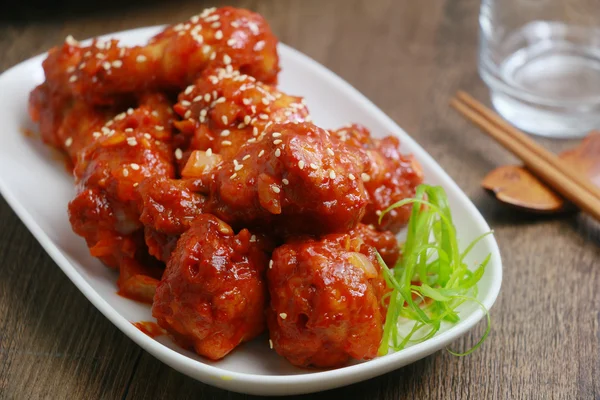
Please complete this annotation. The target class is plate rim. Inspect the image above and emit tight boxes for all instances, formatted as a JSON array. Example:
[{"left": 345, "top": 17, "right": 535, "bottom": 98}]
[{"left": 0, "top": 24, "right": 502, "bottom": 394}]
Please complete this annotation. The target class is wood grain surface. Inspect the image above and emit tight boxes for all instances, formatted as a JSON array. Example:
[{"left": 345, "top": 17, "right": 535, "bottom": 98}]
[{"left": 1, "top": 0, "right": 599, "bottom": 398}]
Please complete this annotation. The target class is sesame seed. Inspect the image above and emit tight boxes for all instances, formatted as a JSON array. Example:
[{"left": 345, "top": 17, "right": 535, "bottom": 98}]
[
  {"left": 175, "top": 148, "right": 183, "bottom": 160},
  {"left": 152, "top": 111, "right": 159, "bottom": 117},
  {"left": 242, "top": 155, "right": 251, "bottom": 161},
  {"left": 200, "top": 109, "right": 208, "bottom": 117},
  {"left": 269, "top": 339, "right": 273, "bottom": 349},
  {"left": 253, "top": 127, "right": 259, "bottom": 136},
  {"left": 272, "top": 132, "right": 281, "bottom": 138},
  {"left": 247, "top": 138, "right": 257, "bottom": 143},
  {"left": 274, "top": 149, "right": 281, "bottom": 157},
  {"left": 244, "top": 115, "right": 251, "bottom": 125},
  {"left": 155, "top": 126, "right": 164, "bottom": 131},
  {"left": 327, "top": 148, "right": 334, "bottom": 156},
  {"left": 125, "top": 128, "right": 134, "bottom": 132},
  {"left": 375, "top": 210, "right": 382, "bottom": 216},
  {"left": 222, "top": 140, "right": 232, "bottom": 146},
  {"left": 221, "top": 116, "right": 228, "bottom": 125},
  {"left": 95, "top": 53, "right": 105, "bottom": 60},
  {"left": 92, "top": 131, "right": 101, "bottom": 138},
  {"left": 111, "top": 60, "right": 122, "bottom": 68},
  {"left": 69, "top": 75, "right": 77, "bottom": 83},
  {"left": 258, "top": 150, "right": 265, "bottom": 158},
  {"left": 361, "top": 173, "right": 371, "bottom": 182},
  {"left": 234, "top": 164, "right": 243, "bottom": 171},
  {"left": 259, "top": 114, "right": 269, "bottom": 120},
  {"left": 279, "top": 313, "right": 287, "bottom": 320},
  {"left": 65, "top": 35, "right": 78, "bottom": 46},
  {"left": 215, "top": 97, "right": 226, "bottom": 104},
  {"left": 133, "top": 182, "right": 139, "bottom": 188},
  {"left": 204, "top": 93, "right": 211, "bottom": 102},
  {"left": 261, "top": 98, "right": 270, "bottom": 106},
  {"left": 215, "top": 30, "right": 223, "bottom": 40},
  {"left": 102, "top": 61, "right": 111, "bottom": 70},
  {"left": 230, "top": 172, "right": 237, "bottom": 179},
  {"left": 144, "top": 133, "right": 151, "bottom": 139},
  {"left": 66, "top": 66, "right": 75, "bottom": 73},
  {"left": 127, "top": 108, "right": 134, "bottom": 115},
  {"left": 78, "top": 62, "right": 86, "bottom": 70},
  {"left": 122, "top": 168, "right": 129, "bottom": 177},
  {"left": 223, "top": 54, "right": 232, "bottom": 65},
  {"left": 348, "top": 173, "right": 356, "bottom": 181},
  {"left": 329, "top": 170, "right": 336, "bottom": 179},
  {"left": 298, "top": 160, "right": 305, "bottom": 169},
  {"left": 282, "top": 179, "right": 289, "bottom": 185},
  {"left": 254, "top": 40, "right": 265, "bottom": 51},
  {"left": 184, "top": 85, "right": 194, "bottom": 95},
  {"left": 184, "top": 110, "right": 192, "bottom": 119},
  {"left": 242, "top": 98, "right": 251, "bottom": 105},
  {"left": 180, "top": 100, "right": 191, "bottom": 107},
  {"left": 250, "top": 234, "right": 257, "bottom": 242},
  {"left": 220, "top": 130, "right": 230, "bottom": 137},
  {"left": 127, "top": 137, "right": 137, "bottom": 146},
  {"left": 64, "top": 137, "right": 73, "bottom": 147},
  {"left": 211, "top": 22, "right": 221, "bottom": 29},
  {"left": 206, "top": 148, "right": 213, "bottom": 156},
  {"left": 136, "top": 55, "right": 147, "bottom": 63},
  {"left": 238, "top": 123, "right": 246, "bottom": 129},
  {"left": 310, "top": 163, "right": 318, "bottom": 170},
  {"left": 227, "top": 38, "right": 236, "bottom": 46},
  {"left": 130, "top": 163, "right": 140, "bottom": 170},
  {"left": 269, "top": 260, "right": 273, "bottom": 269},
  {"left": 202, "top": 44, "right": 211, "bottom": 55},
  {"left": 248, "top": 22, "right": 259, "bottom": 35},
  {"left": 193, "top": 95, "right": 202, "bottom": 102}
]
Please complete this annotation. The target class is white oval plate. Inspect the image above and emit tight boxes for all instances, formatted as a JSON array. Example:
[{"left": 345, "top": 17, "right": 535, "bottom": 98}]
[{"left": 0, "top": 26, "right": 502, "bottom": 396}]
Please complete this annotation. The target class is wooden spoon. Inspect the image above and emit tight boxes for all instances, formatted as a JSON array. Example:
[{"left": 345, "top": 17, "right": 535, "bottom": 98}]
[{"left": 482, "top": 132, "right": 600, "bottom": 213}]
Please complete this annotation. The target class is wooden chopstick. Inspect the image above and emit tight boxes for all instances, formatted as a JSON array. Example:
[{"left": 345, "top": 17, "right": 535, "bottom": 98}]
[
  {"left": 450, "top": 94, "right": 600, "bottom": 221},
  {"left": 455, "top": 91, "right": 600, "bottom": 202}
]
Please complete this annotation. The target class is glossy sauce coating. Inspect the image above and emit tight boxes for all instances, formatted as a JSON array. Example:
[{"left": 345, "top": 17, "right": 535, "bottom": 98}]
[
  {"left": 173, "top": 67, "right": 309, "bottom": 170},
  {"left": 40, "top": 7, "right": 279, "bottom": 105},
  {"left": 208, "top": 122, "right": 369, "bottom": 236},
  {"left": 152, "top": 214, "right": 268, "bottom": 360},
  {"left": 267, "top": 232, "right": 389, "bottom": 368},
  {"left": 138, "top": 176, "right": 207, "bottom": 262},
  {"left": 333, "top": 124, "right": 423, "bottom": 233}
]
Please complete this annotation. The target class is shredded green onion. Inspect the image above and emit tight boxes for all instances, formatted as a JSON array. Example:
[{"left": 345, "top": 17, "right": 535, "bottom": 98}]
[{"left": 377, "top": 184, "right": 492, "bottom": 356}]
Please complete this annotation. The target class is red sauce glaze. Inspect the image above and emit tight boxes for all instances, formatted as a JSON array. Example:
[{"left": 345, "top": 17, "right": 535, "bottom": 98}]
[
  {"left": 133, "top": 321, "right": 165, "bottom": 338},
  {"left": 152, "top": 214, "right": 269, "bottom": 361},
  {"left": 267, "top": 232, "right": 390, "bottom": 368},
  {"left": 40, "top": 7, "right": 279, "bottom": 105},
  {"left": 349, "top": 223, "right": 400, "bottom": 266},
  {"left": 68, "top": 93, "right": 175, "bottom": 271},
  {"left": 332, "top": 124, "right": 423, "bottom": 233},
  {"left": 172, "top": 67, "right": 308, "bottom": 170},
  {"left": 209, "top": 122, "right": 370, "bottom": 237},
  {"left": 138, "top": 176, "right": 207, "bottom": 262}
]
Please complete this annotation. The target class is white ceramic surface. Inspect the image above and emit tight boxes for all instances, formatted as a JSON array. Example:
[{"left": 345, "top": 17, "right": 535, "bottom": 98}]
[{"left": 0, "top": 26, "right": 502, "bottom": 396}]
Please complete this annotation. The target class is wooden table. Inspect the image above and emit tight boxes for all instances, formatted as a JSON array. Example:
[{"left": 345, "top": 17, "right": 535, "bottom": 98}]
[{"left": 1, "top": 0, "right": 599, "bottom": 398}]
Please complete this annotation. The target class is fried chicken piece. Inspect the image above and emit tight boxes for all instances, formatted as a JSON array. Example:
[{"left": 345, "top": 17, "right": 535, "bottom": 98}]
[
  {"left": 28, "top": 83, "right": 114, "bottom": 163},
  {"left": 173, "top": 67, "right": 309, "bottom": 170},
  {"left": 42, "top": 7, "right": 279, "bottom": 105},
  {"left": 138, "top": 176, "right": 207, "bottom": 263},
  {"left": 267, "top": 231, "right": 390, "bottom": 368},
  {"left": 68, "top": 94, "right": 175, "bottom": 294},
  {"left": 333, "top": 124, "right": 423, "bottom": 233},
  {"left": 350, "top": 223, "right": 400, "bottom": 266},
  {"left": 207, "top": 122, "right": 369, "bottom": 236},
  {"left": 152, "top": 214, "right": 268, "bottom": 360}
]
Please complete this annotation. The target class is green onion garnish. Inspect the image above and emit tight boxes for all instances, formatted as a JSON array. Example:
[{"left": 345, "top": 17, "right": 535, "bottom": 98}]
[{"left": 377, "top": 184, "right": 492, "bottom": 356}]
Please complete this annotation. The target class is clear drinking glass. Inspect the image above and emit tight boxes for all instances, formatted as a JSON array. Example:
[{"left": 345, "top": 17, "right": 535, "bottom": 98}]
[{"left": 479, "top": 0, "right": 600, "bottom": 138}]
